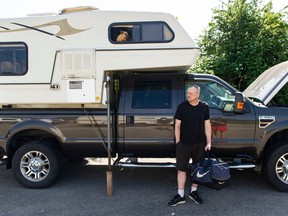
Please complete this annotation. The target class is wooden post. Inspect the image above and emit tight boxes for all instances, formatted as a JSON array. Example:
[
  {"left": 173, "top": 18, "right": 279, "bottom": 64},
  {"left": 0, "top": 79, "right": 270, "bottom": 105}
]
[{"left": 106, "top": 170, "right": 113, "bottom": 196}]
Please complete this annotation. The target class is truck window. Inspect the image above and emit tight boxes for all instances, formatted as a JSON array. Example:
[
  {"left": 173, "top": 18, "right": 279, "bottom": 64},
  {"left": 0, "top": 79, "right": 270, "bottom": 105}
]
[
  {"left": 0, "top": 43, "right": 27, "bottom": 76},
  {"left": 109, "top": 22, "right": 174, "bottom": 43},
  {"left": 132, "top": 80, "right": 172, "bottom": 109},
  {"left": 185, "top": 80, "right": 235, "bottom": 111}
]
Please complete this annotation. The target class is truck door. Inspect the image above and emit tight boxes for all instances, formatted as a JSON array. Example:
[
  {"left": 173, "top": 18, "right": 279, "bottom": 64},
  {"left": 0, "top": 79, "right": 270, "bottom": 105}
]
[
  {"left": 118, "top": 75, "right": 178, "bottom": 157},
  {"left": 185, "top": 79, "right": 256, "bottom": 158}
]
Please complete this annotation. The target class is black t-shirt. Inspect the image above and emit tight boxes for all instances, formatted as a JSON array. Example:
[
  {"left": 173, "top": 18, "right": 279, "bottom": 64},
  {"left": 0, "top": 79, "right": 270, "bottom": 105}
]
[{"left": 174, "top": 100, "right": 210, "bottom": 146}]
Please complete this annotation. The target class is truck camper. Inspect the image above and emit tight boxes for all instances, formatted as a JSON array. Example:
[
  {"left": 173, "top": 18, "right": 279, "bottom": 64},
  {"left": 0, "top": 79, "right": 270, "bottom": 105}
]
[
  {"left": 2, "top": 7, "right": 288, "bottom": 193},
  {"left": 0, "top": 6, "right": 199, "bottom": 107}
]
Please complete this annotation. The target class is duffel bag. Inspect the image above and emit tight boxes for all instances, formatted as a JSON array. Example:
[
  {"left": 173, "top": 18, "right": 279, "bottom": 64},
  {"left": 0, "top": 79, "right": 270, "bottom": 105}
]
[{"left": 191, "top": 151, "right": 231, "bottom": 190}]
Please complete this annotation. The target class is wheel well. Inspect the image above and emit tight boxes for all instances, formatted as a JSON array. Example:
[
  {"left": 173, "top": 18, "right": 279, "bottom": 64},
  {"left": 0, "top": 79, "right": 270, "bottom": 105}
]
[
  {"left": 261, "top": 129, "right": 288, "bottom": 171},
  {"left": 7, "top": 129, "right": 63, "bottom": 168}
]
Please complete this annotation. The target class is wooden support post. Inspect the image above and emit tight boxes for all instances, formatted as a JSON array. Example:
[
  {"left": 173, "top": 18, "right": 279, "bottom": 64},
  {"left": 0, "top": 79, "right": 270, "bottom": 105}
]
[{"left": 106, "top": 170, "right": 113, "bottom": 196}]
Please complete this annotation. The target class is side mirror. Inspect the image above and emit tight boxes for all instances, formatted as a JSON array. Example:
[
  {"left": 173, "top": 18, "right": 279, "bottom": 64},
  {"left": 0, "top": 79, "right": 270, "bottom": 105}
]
[{"left": 234, "top": 92, "right": 245, "bottom": 113}]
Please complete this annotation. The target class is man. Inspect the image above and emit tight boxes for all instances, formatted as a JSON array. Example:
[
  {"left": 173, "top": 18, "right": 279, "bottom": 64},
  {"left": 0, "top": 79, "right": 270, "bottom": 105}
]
[{"left": 168, "top": 85, "right": 211, "bottom": 207}]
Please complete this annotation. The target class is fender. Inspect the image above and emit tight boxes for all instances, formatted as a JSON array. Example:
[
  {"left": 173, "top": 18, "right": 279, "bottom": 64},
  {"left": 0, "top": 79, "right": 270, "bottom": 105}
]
[
  {"left": 5, "top": 119, "right": 65, "bottom": 148},
  {"left": 255, "top": 119, "right": 288, "bottom": 157}
]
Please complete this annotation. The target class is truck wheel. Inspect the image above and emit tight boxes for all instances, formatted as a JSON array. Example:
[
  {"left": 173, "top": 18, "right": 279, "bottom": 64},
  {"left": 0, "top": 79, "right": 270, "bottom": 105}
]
[
  {"left": 265, "top": 144, "right": 288, "bottom": 191},
  {"left": 12, "top": 140, "right": 63, "bottom": 189}
]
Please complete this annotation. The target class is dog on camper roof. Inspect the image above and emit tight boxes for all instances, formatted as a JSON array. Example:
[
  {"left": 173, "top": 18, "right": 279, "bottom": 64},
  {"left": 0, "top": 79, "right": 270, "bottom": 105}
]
[{"left": 116, "top": 30, "right": 129, "bottom": 42}]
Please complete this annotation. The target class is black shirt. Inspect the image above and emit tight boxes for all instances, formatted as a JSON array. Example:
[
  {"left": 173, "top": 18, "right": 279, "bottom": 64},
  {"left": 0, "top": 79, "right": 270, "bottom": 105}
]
[{"left": 174, "top": 100, "right": 210, "bottom": 146}]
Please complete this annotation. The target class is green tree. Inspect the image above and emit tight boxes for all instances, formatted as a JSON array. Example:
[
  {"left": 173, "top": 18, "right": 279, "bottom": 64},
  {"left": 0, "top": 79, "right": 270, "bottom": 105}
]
[{"left": 190, "top": 0, "right": 288, "bottom": 104}]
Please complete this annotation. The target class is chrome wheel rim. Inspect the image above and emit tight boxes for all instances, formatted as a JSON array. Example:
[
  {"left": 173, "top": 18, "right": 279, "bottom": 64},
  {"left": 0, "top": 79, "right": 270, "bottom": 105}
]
[
  {"left": 20, "top": 151, "right": 50, "bottom": 182},
  {"left": 275, "top": 153, "right": 288, "bottom": 184}
]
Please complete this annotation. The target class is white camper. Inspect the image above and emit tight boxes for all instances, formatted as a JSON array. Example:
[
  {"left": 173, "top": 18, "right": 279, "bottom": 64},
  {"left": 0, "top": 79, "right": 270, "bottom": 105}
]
[{"left": 0, "top": 6, "right": 198, "bottom": 107}]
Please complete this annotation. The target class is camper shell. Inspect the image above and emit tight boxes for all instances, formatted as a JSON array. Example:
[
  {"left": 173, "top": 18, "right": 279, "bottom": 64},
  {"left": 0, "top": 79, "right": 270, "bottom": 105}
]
[{"left": 0, "top": 6, "right": 198, "bottom": 107}]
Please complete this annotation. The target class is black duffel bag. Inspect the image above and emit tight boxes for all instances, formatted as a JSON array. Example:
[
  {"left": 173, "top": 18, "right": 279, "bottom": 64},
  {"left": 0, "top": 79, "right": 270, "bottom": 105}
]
[{"left": 191, "top": 151, "right": 231, "bottom": 190}]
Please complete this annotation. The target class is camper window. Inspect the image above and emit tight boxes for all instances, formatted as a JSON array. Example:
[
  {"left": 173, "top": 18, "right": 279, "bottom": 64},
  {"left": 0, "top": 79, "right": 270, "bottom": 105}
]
[
  {"left": 109, "top": 22, "right": 174, "bottom": 43},
  {"left": 0, "top": 43, "right": 27, "bottom": 76}
]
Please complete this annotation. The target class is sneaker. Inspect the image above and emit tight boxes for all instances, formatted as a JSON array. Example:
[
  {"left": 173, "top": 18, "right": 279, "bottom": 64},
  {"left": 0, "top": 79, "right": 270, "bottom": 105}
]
[
  {"left": 188, "top": 191, "right": 203, "bottom": 205},
  {"left": 168, "top": 194, "right": 186, "bottom": 207}
]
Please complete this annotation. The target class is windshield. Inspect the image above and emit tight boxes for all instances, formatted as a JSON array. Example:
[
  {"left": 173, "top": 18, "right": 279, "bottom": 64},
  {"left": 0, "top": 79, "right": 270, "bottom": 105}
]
[{"left": 185, "top": 80, "right": 235, "bottom": 111}]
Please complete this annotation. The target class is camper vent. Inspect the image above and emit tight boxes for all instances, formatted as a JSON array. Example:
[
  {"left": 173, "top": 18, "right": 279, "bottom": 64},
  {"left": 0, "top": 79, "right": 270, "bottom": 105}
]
[
  {"left": 61, "top": 50, "right": 95, "bottom": 79},
  {"left": 69, "top": 81, "right": 83, "bottom": 89},
  {"left": 60, "top": 6, "right": 99, "bottom": 14}
]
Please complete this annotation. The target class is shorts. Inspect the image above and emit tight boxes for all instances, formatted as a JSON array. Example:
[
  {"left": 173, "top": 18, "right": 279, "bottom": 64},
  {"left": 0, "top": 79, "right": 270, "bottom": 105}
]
[{"left": 176, "top": 141, "right": 206, "bottom": 172}]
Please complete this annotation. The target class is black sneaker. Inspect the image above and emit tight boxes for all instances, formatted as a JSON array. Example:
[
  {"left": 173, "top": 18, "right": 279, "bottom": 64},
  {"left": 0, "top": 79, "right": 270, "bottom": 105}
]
[
  {"left": 168, "top": 194, "right": 186, "bottom": 207},
  {"left": 188, "top": 191, "right": 203, "bottom": 205}
]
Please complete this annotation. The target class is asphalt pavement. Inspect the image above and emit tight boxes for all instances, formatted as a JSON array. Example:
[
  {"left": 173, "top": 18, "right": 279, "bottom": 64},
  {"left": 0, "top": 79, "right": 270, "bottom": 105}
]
[{"left": 0, "top": 158, "right": 287, "bottom": 216}]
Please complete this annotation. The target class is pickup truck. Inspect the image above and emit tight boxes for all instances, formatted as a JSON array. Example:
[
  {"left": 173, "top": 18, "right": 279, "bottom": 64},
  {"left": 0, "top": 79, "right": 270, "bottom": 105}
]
[{"left": 1, "top": 67, "right": 288, "bottom": 191}]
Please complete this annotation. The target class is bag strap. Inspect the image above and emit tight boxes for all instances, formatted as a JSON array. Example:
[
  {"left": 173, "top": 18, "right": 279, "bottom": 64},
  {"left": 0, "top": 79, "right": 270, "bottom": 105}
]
[
  {"left": 206, "top": 150, "right": 221, "bottom": 163},
  {"left": 197, "top": 151, "right": 221, "bottom": 166},
  {"left": 206, "top": 151, "right": 212, "bottom": 165}
]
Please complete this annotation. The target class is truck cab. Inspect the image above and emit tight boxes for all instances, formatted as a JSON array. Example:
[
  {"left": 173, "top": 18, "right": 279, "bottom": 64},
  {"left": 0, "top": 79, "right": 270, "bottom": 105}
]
[{"left": 116, "top": 72, "right": 254, "bottom": 160}]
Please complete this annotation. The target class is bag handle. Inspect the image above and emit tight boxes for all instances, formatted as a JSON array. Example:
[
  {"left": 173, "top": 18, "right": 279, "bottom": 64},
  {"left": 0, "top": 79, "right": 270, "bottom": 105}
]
[
  {"left": 196, "top": 151, "right": 221, "bottom": 167},
  {"left": 206, "top": 150, "right": 221, "bottom": 163}
]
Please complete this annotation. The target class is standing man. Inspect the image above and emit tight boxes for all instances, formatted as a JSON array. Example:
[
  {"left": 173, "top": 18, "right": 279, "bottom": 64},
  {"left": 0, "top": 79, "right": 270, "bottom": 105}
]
[{"left": 168, "top": 85, "right": 211, "bottom": 207}]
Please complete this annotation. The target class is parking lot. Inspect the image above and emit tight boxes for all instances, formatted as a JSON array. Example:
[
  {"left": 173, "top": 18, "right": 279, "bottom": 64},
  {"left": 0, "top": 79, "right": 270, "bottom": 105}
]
[{"left": 0, "top": 158, "right": 287, "bottom": 216}]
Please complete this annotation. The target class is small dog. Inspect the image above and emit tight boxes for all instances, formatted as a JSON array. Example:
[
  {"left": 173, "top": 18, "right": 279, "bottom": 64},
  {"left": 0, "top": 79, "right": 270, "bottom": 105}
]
[{"left": 116, "top": 30, "right": 129, "bottom": 42}]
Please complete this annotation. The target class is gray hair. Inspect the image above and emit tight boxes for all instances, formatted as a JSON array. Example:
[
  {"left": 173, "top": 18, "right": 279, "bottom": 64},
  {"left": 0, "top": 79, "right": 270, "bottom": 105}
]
[{"left": 187, "top": 84, "right": 201, "bottom": 93}]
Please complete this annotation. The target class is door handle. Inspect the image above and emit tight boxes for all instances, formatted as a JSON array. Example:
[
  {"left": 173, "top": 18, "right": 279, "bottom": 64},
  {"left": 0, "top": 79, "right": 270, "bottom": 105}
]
[{"left": 126, "top": 116, "right": 135, "bottom": 126}]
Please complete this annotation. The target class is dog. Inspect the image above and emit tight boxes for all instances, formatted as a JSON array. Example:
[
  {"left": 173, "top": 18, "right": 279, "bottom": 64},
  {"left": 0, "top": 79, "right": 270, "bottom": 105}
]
[
  {"left": 116, "top": 30, "right": 129, "bottom": 42},
  {"left": 0, "top": 61, "right": 13, "bottom": 73}
]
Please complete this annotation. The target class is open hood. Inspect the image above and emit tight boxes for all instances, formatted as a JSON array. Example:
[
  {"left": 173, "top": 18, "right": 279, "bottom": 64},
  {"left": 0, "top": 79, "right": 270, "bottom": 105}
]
[{"left": 243, "top": 61, "right": 288, "bottom": 105}]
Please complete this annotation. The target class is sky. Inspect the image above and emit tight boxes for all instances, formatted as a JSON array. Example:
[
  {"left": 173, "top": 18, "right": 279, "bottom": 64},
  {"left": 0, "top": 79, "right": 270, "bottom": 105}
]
[{"left": 0, "top": 0, "right": 286, "bottom": 39}]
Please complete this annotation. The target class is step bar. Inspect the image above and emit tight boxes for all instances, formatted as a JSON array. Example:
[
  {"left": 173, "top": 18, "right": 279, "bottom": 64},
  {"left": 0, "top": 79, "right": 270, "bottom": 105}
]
[
  {"left": 0, "top": 157, "right": 7, "bottom": 166},
  {"left": 116, "top": 161, "right": 176, "bottom": 168},
  {"left": 115, "top": 161, "right": 256, "bottom": 169}
]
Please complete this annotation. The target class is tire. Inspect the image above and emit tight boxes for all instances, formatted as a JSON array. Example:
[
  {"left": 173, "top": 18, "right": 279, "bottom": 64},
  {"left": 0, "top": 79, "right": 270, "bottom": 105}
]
[
  {"left": 12, "top": 140, "right": 63, "bottom": 189},
  {"left": 264, "top": 144, "right": 288, "bottom": 192}
]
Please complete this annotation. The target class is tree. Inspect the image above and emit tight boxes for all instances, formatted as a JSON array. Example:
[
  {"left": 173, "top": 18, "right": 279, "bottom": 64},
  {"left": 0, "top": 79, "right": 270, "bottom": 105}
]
[{"left": 190, "top": 0, "right": 288, "bottom": 104}]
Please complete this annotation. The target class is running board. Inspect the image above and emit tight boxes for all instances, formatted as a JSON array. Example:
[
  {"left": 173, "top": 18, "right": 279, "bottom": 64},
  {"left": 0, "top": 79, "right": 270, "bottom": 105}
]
[
  {"left": 0, "top": 157, "right": 7, "bottom": 166},
  {"left": 116, "top": 161, "right": 176, "bottom": 168},
  {"left": 115, "top": 161, "right": 255, "bottom": 169},
  {"left": 228, "top": 163, "right": 255, "bottom": 169}
]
